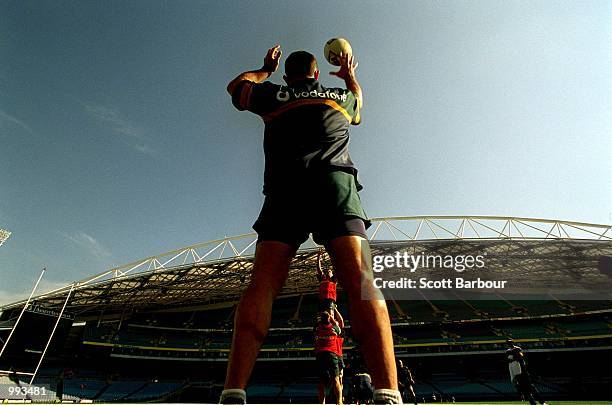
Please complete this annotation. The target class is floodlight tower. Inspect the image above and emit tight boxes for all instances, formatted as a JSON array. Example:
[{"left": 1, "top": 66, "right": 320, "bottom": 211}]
[{"left": 0, "top": 228, "right": 10, "bottom": 247}]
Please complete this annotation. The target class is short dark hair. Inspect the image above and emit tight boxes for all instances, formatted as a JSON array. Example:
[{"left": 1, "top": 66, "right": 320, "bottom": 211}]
[
  {"left": 285, "top": 51, "right": 318, "bottom": 79},
  {"left": 319, "top": 311, "right": 331, "bottom": 325}
]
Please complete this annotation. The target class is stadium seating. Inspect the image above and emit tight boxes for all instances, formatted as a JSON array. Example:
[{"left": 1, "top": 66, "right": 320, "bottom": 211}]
[
  {"left": 95, "top": 381, "right": 147, "bottom": 401},
  {"left": 468, "top": 298, "right": 518, "bottom": 318},
  {"left": 0, "top": 376, "right": 80, "bottom": 402},
  {"left": 513, "top": 300, "right": 567, "bottom": 316},
  {"left": 63, "top": 378, "right": 106, "bottom": 399},
  {"left": 80, "top": 308, "right": 612, "bottom": 363},
  {"left": 127, "top": 381, "right": 183, "bottom": 401},
  {"left": 566, "top": 300, "right": 612, "bottom": 313},
  {"left": 14, "top": 311, "right": 612, "bottom": 403},
  {"left": 270, "top": 295, "right": 302, "bottom": 325},
  {"left": 0, "top": 375, "right": 185, "bottom": 403},
  {"left": 290, "top": 293, "right": 320, "bottom": 326},
  {"left": 557, "top": 318, "right": 611, "bottom": 336}
]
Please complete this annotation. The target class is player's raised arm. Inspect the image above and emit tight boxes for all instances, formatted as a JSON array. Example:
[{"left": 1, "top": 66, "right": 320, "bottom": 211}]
[
  {"left": 316, "top": 248, "right": 325, "bottom": 281},
  {"left": 333, "top": 306, "right": 344, "bottom": 329},
  {"left": 330, "top": 52, "right": 363, "bottom": 108},
  {"left": 329, "top": 314, "right": 340, "bottom": 331},
  {"left": 226, "top": 45, "right": 282, "bottom": 95}
]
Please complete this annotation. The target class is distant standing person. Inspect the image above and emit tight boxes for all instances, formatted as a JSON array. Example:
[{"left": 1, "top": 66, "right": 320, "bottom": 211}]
[
  {"left": 353, "top": 371, "right": 374, "bottom": 405},
  {"left": 397, "top": 359, "right": 417, "bottom": 405},
  {"left": 345, "top": 346, "right": 373, "bottom": 405},
  {"left": 506, "top": 339, "right": 547, "bottom": 405}
]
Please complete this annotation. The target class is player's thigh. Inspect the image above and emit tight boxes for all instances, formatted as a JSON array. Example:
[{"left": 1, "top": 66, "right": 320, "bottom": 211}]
[
  {"left": 253, "top": 193, "right": 310, "bottom": 248},
  {"left": 249, "top": 241, "right": 296, "bottom": 293},
  {"left": 326, "top": 235, "right": 373, "bottom": 294},
  {"left": 312, "top": 171, "right": 370, "bottom": 243}
]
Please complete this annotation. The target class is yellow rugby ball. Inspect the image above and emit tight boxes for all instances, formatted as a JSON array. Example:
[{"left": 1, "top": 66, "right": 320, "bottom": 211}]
[{"left": 324, "top": 38, "right": 352, "bottom": 66}]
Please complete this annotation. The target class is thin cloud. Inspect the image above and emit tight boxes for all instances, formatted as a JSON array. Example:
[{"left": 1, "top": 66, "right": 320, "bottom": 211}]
[
  {"left": 83, "top": 102, "right": 146, "bottom": 140},
  {"left": 0, "top": 279, "right": 71, "bottom": 306},
  {"left": 60, "top": 231, "right": 112, "bottom": 260},
  {"left": 0, "top": 290, "right": 31, "bottom": 306},
  {"left": 132, "top": 143, "right": 158, "bottom": 158},
  {"left": 80, "top": 101, "right": 156, "bottom": 155},
  {"left": 0, "top": 109, "right": 33, "bottom": 134}
]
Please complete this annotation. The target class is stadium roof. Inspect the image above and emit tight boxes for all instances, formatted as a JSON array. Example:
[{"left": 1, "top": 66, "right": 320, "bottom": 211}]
[{"left": 2, "top": 216, "right": 612, "bottom": 317}]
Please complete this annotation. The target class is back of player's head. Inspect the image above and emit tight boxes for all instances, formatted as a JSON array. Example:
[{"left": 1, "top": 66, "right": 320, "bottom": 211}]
[
  {"left": 506, "top": 338, "right": 514, "bottom": 346},
  {"left": 285, "top": 51, "right": 318, "bottom": 79},
  {"left": 319, "top": 311, "right": 331, "bottom": 325}
]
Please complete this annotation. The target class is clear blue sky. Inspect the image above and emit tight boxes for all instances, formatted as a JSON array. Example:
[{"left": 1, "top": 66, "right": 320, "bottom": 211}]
[{"left": 1, "top": 0, "right": 611, "bottom": 304}]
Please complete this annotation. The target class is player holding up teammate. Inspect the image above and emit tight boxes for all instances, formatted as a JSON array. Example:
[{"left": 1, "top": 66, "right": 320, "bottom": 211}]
[
  {"left": 316, "top": 246, "right": 347, "bottom": 403},
  {"left": 315, "top": 311, "right": 345, "bottom": 404}
]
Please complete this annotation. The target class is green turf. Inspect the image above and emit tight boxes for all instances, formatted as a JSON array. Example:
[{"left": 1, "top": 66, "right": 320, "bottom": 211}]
[
  {"left": 85, "top": 401, "right": 612, "bottom": 405},
  {"left": 433, "top": 402, "right": 612, "bottom": 405}
]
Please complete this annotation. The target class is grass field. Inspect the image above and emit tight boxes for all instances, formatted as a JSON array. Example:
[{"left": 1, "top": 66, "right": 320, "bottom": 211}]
[
  {"left": 431, "top": 402, "right": 612, "bottom": 405},
  {"left": 249, "top": 401, "right": 612, "bottom": 405},
  {"left": 39, "top": 400, "right": 612, "bottom": 405}
]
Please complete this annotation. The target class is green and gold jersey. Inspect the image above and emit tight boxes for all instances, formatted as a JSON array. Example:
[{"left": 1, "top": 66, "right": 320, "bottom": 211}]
[{"left": 232, "top": 78, "right": 362, "bottom": 194}]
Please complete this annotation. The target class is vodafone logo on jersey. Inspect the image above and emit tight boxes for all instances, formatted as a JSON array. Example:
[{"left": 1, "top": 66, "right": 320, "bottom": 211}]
[
  {"left": 276, "top": 89, "right": 290, "bottom": 101},
  {"left": 275, "top": 88, "right": 347, "bottom": 103}
]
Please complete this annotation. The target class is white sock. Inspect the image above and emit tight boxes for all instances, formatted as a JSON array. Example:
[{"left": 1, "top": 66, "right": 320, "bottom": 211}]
[
  {"left": 219, "top": 388, "right": 246, "bottom": 404},
  {"left": 373, "top": 388, "right": 403, "bottom": 404}
]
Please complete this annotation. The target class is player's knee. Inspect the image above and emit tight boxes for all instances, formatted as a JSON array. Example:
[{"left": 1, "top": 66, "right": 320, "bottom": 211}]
[
  {"left": 235, "top": 311, "right": 269, "bottom": 343},
  {"left": 245, "top": 272, "right": 285, "bottom": 300},
  {"left": 235, "top": 298, "right": 270, "bottom": 342},
  {"left": 336, "top": 266, "right": 370, "bottom": 297}
]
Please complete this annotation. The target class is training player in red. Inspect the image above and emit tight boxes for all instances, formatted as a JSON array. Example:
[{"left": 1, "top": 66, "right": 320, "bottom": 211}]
[
  {"left": 315, "top": 311, "right": 344, "bottom": 404},
  {"left": 317, "top": 248, "right": 338, "bottom": 313},
  {"left": 335, "top": 311, "right": 345, "bottom": 401}
]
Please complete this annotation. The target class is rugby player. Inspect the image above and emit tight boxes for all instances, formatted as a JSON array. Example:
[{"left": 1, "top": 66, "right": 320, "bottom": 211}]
[
  {"left": 506, "top": 339, "right": 547, "bottom": 405},
  {"left": 315, "top": 311, "right": 344, "bottom": 404},
  {"left": 222, "top": 45, "right": 398, "bottom": 404},
  {"left": 397, "top": 359, "right": 417, "bottom": 405},
  {"left": 317, "top": 247, "right": 338, "bottom": 313}
]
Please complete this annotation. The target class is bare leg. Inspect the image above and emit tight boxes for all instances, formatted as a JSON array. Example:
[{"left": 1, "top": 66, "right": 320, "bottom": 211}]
[
  {"left": 333, "top": 376, "right": 343, "bottom": 405},
  {"left": 327, "top": 235, "right": 398, "bottom": 390},
  {"left": 224, "top": 241, "right": 296, "bottom": 389},
  {"left": 338, "top": 369, "right": 344, "bottom": 405},
  {"left": 409, "top": 386, "right": 417, "bottom": 404},
  {"left": 318, "top": 380, "right": 326, "bottom": 404}
]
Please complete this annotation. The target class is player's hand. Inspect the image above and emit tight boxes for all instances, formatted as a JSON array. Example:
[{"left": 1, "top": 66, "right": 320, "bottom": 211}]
[
  {"left": 263, "top": 45, "right": 282, "bottom": 74},
  {"left": 330, "top": 52, "right": 358, "bottom": 80}
]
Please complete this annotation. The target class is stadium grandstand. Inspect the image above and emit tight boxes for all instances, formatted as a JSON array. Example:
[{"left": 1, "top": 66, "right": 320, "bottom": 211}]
[{"left": 1, "top": 216, "right": 611, "bottom": 403}]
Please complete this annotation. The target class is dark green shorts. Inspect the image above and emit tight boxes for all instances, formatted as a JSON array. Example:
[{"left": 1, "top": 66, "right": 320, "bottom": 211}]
[
  {"left": 316, "top": 351, "right": 342, "bottom": 381},
  {"left": 253, "top": 171, "right": 371, "bottom": 247}
]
